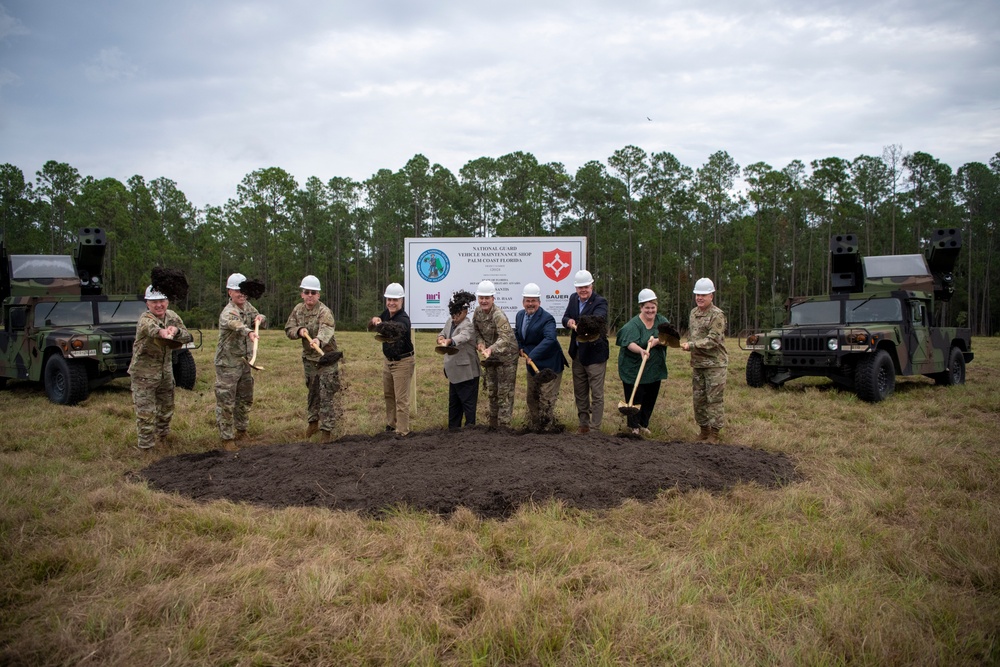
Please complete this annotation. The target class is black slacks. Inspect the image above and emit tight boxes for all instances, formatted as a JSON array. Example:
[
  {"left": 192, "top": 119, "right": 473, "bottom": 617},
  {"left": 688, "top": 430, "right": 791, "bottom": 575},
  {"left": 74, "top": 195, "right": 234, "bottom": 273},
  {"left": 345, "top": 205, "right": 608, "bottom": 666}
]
[
  {"left": 621, "top": 380, "right": 661, "bottom": 429},
  {"left": 449, "top": 377, "right": 479, "bottom": 429}
]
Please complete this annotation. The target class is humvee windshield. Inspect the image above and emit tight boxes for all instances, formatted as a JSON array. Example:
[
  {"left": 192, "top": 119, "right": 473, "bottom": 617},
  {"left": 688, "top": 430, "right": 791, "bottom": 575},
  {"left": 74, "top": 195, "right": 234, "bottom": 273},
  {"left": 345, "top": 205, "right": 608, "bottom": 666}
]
[
  {"left": 31, "top": 300, "right": 148, "bottom": 327},
  {"left": 34, "top": 301, "right": 94, "bottom": 326},
  {"left": 789, "top": 301, "right": 839, "bottom": 325},
  {"left": 789, "top": 298, "right": 903, "bottom": 326},
  {"left": 846, "top": 298, "right": 902, "bottom": 324},
  {"left": 98, "top": 300, "right": 148, "bottom": 324}
]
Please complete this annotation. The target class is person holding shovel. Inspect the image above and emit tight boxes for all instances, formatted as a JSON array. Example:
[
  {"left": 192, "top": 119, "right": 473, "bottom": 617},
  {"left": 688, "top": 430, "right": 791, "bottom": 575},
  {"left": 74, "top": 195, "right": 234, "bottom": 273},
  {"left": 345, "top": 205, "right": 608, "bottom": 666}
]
[
  {"left": 437, "top": 291, "right": 480, "bottom": 430},
  {"left": 680, "top": 278, "right": 729, "bottom": 443},
  {"left": 516, "top": 283, "right": 569, "bottom": 432},
  {"left": 562, "top": 269, "right": 609, "bottom": 434},
  {"left": 473, "top": 279, "right": 518, "bottom": 430},
  {"left": 616, "top": 288, "right": 669, "bottom": 436},
  {"left": 215, "top": 272, "right": 266, "bottom": 451},
  {"left": 285, "top": 275, "right": 341, "bottom": 443},
  {"left": 128, "top": 285, "right": 193, "bottom": 450},
  {"left": 370, "top": 282, "right": 414, "bottom": 438}
]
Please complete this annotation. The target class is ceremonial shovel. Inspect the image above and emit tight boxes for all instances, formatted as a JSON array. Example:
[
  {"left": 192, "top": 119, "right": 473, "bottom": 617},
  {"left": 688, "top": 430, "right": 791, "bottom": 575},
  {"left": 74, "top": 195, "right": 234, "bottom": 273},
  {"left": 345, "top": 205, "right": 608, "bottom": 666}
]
[
  {"left": 520, "top": 351, "right": 557, "bottom": 384},
  {"left": 302, "top": 331, "right": 344, "bottom": 366},
  {"left": 618, "top": 338, "right": 654, "bottom": 417}
]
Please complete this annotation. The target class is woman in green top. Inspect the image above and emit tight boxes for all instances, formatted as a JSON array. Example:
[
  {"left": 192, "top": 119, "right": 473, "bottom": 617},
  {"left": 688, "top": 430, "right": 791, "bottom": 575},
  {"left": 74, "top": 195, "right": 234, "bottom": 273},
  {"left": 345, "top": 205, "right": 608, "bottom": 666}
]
[{"left": 616, "top": 288, "right": 670, "bottom": 434}]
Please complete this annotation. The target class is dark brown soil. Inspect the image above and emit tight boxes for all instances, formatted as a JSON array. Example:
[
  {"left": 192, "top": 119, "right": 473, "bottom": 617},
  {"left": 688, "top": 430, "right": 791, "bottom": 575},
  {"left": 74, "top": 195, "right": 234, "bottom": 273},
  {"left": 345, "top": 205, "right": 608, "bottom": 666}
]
[
  {"left": 139, "top": 429, "right": 800, "bottom": 520},
  {"left": 150, "top": 267, "right": 189, "bottom": 301}
]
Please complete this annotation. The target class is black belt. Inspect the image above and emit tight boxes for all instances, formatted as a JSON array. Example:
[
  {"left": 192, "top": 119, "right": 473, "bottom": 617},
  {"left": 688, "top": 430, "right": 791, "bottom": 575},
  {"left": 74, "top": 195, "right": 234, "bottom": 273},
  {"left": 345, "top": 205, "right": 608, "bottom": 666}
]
[{"left": 387, "top": 351, "right": 414, "bottom": 361}]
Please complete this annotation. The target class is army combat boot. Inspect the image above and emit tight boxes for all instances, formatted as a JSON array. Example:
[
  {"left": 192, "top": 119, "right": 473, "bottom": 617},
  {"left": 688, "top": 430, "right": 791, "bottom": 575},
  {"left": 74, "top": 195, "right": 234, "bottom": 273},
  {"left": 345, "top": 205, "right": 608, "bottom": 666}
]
[
  {"left": 320, "top": 430, "right": 333, "bottom": 443},
  {"left": 305, "top": 421, "right": 319, "bottom": 439},
  {"left": 698, "top": 425, "right": 711, "bottom": 441},
  {"left": 221, "top": 439, "right": 238, "bottom": 452},
  {"left": 706, "top": 428, "right": 721, "bottom": 444},
  {"left": 235, "top": 430, "right": 248, "bottom": 442}
]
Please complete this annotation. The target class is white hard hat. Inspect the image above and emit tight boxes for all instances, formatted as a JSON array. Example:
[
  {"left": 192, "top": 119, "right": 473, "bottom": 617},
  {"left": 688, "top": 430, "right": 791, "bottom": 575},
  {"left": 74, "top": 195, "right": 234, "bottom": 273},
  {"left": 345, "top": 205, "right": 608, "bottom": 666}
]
[
  {"left": 475, "top": 280, "right": 495, "bottom": 297},
  {"left": 522, "top": 283, "right": 541, "bottom": 298},
  {"left": 573, "top": 270, "right": 594, "bottom": 287},
  {"left": 693, "top": 278, "right": 716, "bottom": 295},
  {"left": 637, "top": 288, "right": 657, "bottom": 304},
  {"left": 383, "top": 282, "right": 405, "bottom": 299},
  {"left": 144, "top": 285, "right": 167, "bottom": 300},
  {"left": 226, "top": 272, "right": 246, "bottom": 290},
  {"left": 300, "top": 275, "right": 321, "bottom": 291}
]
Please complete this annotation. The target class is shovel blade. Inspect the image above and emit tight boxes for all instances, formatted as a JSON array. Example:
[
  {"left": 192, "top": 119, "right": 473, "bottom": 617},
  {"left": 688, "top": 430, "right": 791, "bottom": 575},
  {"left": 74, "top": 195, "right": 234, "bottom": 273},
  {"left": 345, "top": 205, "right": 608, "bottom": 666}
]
[{"left": 617, "top": 400, "right": 640, "bottom": 416}]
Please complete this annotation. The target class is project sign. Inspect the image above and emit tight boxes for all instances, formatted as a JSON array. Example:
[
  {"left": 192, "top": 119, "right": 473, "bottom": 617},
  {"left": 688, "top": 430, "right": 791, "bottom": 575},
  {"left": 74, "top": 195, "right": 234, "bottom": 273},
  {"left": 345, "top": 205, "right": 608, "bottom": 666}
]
[{"left": 403, "top": 237, "right": 587, "bottom": 329}]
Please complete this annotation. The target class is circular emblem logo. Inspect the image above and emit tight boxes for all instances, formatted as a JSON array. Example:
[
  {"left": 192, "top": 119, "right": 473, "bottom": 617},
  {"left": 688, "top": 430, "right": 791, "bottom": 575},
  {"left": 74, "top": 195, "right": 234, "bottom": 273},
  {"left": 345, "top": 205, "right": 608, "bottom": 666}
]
[{"left": 416, "top": 249, "right": 450, "bottom": 283}]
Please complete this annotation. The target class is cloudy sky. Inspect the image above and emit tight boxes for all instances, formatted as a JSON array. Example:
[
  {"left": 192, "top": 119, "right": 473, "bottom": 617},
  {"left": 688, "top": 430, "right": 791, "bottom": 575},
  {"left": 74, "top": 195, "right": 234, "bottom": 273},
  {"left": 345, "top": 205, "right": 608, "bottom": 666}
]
[{"left": 1, "top": 1, "right": 998, "bottom": 208}]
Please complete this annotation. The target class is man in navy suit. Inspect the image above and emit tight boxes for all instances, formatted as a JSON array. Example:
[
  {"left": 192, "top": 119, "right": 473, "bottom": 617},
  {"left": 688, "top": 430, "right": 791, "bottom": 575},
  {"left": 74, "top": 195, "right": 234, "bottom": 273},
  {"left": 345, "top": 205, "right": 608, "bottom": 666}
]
[
  {"left": 516, "top": 282, "right": 568, "bottom": 432},
  {"left": 562, "top": 270, "right": 609, "bottom": 433}
]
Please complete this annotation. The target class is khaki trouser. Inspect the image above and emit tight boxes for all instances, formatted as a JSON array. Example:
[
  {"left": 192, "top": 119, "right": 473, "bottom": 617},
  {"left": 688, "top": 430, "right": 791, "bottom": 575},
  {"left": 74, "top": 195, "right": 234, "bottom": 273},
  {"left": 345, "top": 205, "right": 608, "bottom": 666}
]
[
  {"left": 526, "top": 370, "right": 563, "bottom": 431},
  {"left": 382, "top": 355, "right": 415, "bottom": 435},
  {"left": 571, "top": 358, "right": 606, "bottom": 428}
]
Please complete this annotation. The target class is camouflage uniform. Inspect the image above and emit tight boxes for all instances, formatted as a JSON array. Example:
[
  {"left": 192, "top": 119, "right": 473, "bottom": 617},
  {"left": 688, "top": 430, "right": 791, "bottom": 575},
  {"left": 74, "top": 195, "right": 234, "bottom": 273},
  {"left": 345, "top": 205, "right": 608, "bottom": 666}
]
[
  {"left": 214, "top": 299, "right": 265, "bottom": 440},
  {"left": 473, "top": 305, "right": 518, "bottom": 428},
  {"left": 128, "top": 309, "right": 192, "bottom": 449},
  {"left": 285, "top": 301, "right": 341, "bottom": 433},
  {"left": 687, "top": 304, "right": 728, "bottom": 430}
]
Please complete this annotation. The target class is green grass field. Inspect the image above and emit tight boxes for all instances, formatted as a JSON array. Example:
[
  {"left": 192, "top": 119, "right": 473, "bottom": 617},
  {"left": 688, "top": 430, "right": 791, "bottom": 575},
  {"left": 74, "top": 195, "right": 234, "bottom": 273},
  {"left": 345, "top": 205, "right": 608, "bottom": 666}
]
[{"left": 1, "top": 331, "right": 998, "bottom": 665}]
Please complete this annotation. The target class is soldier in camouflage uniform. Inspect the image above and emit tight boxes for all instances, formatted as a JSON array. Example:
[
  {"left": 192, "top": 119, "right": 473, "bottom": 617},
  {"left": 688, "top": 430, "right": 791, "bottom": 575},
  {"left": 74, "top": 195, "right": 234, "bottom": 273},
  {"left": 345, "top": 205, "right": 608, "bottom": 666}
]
[
  {"left": 680, "top": 278, "right": 729, "bottom": 443},
  {"left": 215, "top": 272, "right": 266, "bottom": 450},
  {"left": 128, "top": 285, "right": 193, "bottom": 450},
  {"left": 285, "top": 275, "right": 341, "bottom": 442},
  {"left": 472, "top": 280, "right": 518, "bottom": 429}
]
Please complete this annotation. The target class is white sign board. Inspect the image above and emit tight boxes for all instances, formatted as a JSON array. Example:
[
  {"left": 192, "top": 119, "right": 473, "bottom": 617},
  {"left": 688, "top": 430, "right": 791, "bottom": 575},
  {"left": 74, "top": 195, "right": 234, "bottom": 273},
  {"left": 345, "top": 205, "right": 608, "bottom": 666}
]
[{"left": 404, "top": 237, "right": 587, "bottom": 329}]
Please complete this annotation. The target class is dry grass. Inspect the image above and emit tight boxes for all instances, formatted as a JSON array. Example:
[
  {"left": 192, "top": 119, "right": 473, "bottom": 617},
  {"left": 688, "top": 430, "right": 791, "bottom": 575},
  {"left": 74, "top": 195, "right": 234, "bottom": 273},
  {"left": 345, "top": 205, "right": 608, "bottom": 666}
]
[{"left": 1, "top": 330, "right": 998, "bottom": 665}]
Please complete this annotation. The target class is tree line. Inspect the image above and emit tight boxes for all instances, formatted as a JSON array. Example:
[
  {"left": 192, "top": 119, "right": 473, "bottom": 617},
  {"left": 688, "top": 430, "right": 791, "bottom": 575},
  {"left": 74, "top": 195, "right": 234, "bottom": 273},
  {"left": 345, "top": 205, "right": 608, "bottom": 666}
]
[{"left": 2, "top": 145, "right": 998, "bottom": 335}]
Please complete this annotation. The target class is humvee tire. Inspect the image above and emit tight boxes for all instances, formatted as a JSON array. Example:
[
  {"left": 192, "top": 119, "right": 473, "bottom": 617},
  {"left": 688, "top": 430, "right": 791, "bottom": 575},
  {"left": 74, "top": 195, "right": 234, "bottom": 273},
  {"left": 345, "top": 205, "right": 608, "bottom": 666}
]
[
  {"left": 932, "top": 346, "right": 966, "bottom": 386},
  {"left": 173, "top": 349, "right": 197, "bottom": 390},
  {"left": 746, "top": 352, "right": 767, "bottom": 388},
  {"left": 855, "top": 349, "right": 895, "bottom": 403},
  {"left": 44, "top": 355, "right": 89, "bottom": 405}
]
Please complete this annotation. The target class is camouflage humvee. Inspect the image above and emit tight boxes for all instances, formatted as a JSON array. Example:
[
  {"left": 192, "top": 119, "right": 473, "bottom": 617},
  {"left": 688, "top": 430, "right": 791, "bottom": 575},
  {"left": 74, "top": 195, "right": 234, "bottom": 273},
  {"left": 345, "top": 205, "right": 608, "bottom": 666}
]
[
  {"left": 739, "top": 229, "right": 973, "bottom": 402},
  {"left": 0, "top": 227, "right": 200, "bottom": 405}
]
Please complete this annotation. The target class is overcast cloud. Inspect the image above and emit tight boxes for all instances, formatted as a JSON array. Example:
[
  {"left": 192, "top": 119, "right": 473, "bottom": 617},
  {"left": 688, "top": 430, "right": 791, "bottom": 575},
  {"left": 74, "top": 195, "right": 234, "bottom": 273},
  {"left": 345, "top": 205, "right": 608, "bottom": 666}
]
[{"left": 1, "top": 0, "right": 997, "bottom": 208}]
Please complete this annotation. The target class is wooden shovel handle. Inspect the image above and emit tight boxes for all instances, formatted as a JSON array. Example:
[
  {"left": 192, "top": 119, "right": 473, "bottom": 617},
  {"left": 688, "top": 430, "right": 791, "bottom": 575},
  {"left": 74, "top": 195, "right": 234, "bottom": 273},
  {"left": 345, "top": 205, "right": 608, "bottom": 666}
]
[
  {"left": 248, "top": 319, "right": 261, "bottom": 365},
  {"left": 520, "top": 350, "right": 540, "bottom": 374},
  {"left": 627, "top": 338, "right": 654, "bottom": 406},
  {"left": 302, "top": 330, "right": 323, "bottom": 353}
]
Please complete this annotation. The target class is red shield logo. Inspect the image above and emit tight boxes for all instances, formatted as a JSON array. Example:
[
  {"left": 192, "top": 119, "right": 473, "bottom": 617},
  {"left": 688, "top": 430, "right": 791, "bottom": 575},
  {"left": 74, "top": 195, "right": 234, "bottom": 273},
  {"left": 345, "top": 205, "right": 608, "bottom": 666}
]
[{"left": 542, "top": 249, "right": 572, "bottom": 282}]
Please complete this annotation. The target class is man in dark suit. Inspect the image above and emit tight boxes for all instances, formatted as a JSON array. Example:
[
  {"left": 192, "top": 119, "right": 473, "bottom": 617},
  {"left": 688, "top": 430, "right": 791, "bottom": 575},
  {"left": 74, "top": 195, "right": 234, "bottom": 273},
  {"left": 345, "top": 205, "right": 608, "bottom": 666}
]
[
  {"left": 516, "top": 283, "right": 569, "bottom": 432},
  {"left": 562, "top": 270, "right": 609, "bottom": 434}
]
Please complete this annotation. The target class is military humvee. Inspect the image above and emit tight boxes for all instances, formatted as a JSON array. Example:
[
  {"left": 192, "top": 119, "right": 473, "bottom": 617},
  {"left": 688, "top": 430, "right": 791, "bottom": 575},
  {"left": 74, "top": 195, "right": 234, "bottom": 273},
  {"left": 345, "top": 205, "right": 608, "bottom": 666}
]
[
  {"left": 0, "top": 227, "right": 200, "bottom": 405},
  {"left": 739, "top": 228, "right": 973, "bottom": 402}
]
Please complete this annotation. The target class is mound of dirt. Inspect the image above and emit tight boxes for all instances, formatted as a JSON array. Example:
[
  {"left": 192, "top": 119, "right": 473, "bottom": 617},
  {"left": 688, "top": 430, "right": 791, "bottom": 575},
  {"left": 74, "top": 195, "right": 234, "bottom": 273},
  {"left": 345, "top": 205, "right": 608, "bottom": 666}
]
[{"left": 139, "top": 429, "right": 799, "bottom": 519}]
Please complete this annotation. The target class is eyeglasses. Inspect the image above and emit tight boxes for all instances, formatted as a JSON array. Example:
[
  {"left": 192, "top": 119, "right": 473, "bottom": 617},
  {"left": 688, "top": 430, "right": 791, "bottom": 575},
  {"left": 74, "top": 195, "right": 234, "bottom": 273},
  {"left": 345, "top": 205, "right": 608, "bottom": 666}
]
[{"left": 302, "top": 290, "right": 319, "bottom": 296}]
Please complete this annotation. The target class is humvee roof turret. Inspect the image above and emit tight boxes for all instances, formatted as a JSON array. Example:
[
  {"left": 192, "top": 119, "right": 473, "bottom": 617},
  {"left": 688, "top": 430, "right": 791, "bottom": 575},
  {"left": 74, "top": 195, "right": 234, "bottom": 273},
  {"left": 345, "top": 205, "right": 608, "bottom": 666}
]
[{"left": 739, "top": 229, "right": 973, "bottom": 402}]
